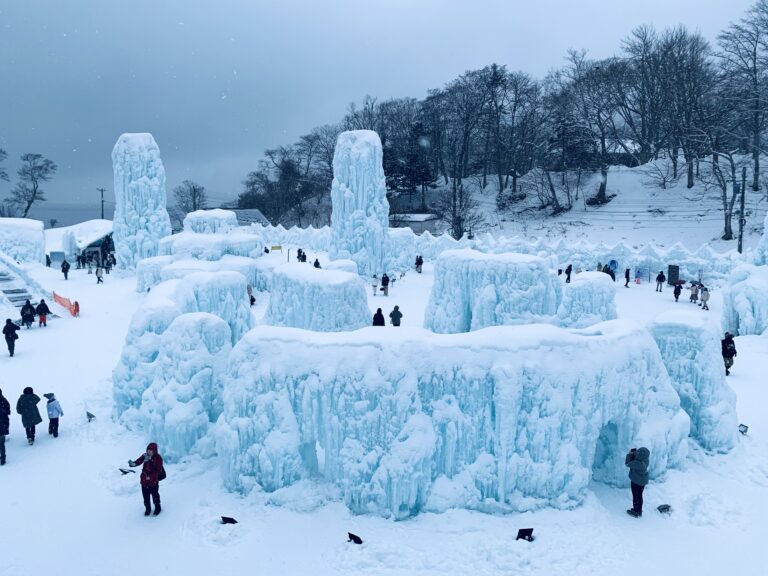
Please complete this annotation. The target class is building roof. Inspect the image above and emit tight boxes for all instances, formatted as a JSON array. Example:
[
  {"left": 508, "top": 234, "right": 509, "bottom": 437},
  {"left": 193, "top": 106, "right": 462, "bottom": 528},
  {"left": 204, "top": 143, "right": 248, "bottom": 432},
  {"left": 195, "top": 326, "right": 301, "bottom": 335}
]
[
  {"left": 230, "top": 209, "right": 271, "bottom": 226},
  {"left": 389, "top": 213, "right": 439, "bottom": 223}
]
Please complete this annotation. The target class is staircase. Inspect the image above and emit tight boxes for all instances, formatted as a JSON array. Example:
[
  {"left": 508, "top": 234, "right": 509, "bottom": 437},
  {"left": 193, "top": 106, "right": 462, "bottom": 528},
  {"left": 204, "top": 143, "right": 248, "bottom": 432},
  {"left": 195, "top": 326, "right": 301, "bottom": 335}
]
[{"left": 0, "top": 267, "right": 56, "bottom": 322}]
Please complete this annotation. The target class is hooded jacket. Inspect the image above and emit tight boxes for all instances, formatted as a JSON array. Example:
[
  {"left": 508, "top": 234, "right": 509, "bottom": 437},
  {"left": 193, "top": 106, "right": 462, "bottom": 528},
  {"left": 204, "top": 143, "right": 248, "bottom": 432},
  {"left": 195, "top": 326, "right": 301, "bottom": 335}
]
[
  {"left": 133, "top": 442, "right": 165, "bottom": 486},
  {"left": 0, "top": 392, "right": 10, "bottom": 436},
  {"left": 389, "top": 306, "right": 403, "bottom": 326},
  {"left": 372, "top": 309, "right": 386, "bottom": 326},
  {"left": 625, "top": 447, "right": 650, "bottom": 486},
  {"left": 16, "top": 389, "right": 43, "bottom": 428},
  {"left": 46, "top": 395, "right": 64, "bottom": 419}
]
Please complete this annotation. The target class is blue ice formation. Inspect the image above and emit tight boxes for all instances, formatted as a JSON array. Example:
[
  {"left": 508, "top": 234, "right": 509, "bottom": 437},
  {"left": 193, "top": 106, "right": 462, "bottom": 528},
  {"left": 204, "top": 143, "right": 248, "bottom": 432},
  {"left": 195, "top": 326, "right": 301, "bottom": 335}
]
[
  {"left": 136, "top": 255, "right": 261, "bottom": 293},
  {"left": 649, "top": 311, "right": 737, "bottom": 452},
  {"left": 0, "top": 217, "right": 45, "bottom": 264},
  {"left": 113, "top": 271, "right": 252, "bottom": 421},
  {"left": 557, "top": 271, "right": 618, "bottom": 328},
  {"left": 265, "top": 263, "right": 370, "bottom": 332},
  {"left": 111, "top": 133, "right": 173, "bottom": 270},
  {"left": 217, "top": 322, "right": 689, "bottom": 518},
  {"left": 754, "top": 210, "right": 768, "bottom": 265},
  {"left": 183, "top": 209, "right": 239, "bottom": 234},
  {"left": 721, "top": 264, "right": 768, "bottom": 336},
  {"left": 424, "top": 249, "right": 562, "bottom": 333},
  {"left": 328, "top": 130, "right": 390, "bottom": 276}
]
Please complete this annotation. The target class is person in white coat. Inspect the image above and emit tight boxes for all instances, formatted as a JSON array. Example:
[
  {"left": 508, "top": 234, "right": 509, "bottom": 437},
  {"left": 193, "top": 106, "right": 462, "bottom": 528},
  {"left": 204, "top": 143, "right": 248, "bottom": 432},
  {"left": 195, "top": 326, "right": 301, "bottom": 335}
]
[{"left": 43, "top": 393, "right": 64, "bottom": 438}]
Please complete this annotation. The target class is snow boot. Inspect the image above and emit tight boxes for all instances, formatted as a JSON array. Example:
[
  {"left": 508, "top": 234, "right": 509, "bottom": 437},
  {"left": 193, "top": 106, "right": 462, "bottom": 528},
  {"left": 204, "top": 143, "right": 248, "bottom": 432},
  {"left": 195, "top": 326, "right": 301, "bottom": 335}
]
[
  {"left": 626, "top": 509, "right": 641, "bottom": 518},
  {"left": 27, "top": 438, "right": 33, "bottom": 446},
  {"left": 153, "top": 504, "right": 161, "bottom": 516},
  {"left": 144, "top": 507, "right": 151, "bottom": 517}
]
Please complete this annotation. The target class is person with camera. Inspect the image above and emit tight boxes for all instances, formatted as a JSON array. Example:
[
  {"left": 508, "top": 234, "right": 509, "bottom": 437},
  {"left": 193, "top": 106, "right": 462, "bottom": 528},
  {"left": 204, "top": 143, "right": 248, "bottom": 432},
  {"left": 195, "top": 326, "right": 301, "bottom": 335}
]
[
  {"left": 625, "top": 446, "right": 650, "bottom": 517},
  {"left": 128, "top": 442, "right": 166, "bottom": 516}
]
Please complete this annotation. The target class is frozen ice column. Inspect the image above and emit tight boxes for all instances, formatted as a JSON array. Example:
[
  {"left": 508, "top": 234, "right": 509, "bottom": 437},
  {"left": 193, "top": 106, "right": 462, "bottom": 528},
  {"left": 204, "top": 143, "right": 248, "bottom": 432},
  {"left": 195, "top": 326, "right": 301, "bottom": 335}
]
[
  {"left": 112, "top": 133, "right": 173, "bottom": 269},
  {"left": 329, "top": 130, "right": 390, "bottom": 276}
]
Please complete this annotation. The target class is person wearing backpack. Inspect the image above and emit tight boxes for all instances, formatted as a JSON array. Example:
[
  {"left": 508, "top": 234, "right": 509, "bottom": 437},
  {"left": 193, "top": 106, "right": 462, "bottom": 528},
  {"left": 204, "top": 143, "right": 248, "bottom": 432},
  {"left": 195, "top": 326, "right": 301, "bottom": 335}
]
[
  {"left": 721, "top": 332, "right": 737, "bottom": 376},
  {"left": 128, "top": 442, "right": 166, "bottom": 516}
]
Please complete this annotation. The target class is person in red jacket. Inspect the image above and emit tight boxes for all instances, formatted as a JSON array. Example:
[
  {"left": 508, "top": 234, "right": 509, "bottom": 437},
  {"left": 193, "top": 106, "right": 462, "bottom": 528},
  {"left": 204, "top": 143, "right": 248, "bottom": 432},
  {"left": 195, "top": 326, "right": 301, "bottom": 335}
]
[{"left": 128, "top": 442, "right": 165, "bottom": 516}]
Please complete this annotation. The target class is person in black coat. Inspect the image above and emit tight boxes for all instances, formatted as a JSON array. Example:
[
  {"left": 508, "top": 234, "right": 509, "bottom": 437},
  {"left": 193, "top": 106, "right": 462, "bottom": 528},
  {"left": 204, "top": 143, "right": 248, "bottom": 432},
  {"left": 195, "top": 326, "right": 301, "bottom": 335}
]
[
  {"left": 624, "top": 268, "right": 631, "bottom": 288},
  {"left": 20, "top": 300, "right": 35, "bottom": 329},
  {"left": 381, "top": 273, "right": 390, "bottom": 296},
  {"left": 722, "top": 332, "right": 737, "bottom": 375},
  {"left": 16, "top": 387, "right": 42, "bottom": 445},
  {"left": 0, "top": 388, "right": 10, "bottom": 465},
  {"left": 655, "top": 270, "right": 666, "bottom": 292},
  {"left": 61, "top": 259, "right": 70, "bottom": 280},
  {"left": 565, "top": 264, "right": 572, "bottom": 283},
  {"left": 372, "top": 308, "right": 385, "bottom": 326},
  {"left": 313, "top": 258, "right": 321, "bottom": 269},
  {"left": 3, "top": 319, "right": 20, "bottom": 357},
  {"left": 36, "top": 299, "right": 51, "bottom": 327}
]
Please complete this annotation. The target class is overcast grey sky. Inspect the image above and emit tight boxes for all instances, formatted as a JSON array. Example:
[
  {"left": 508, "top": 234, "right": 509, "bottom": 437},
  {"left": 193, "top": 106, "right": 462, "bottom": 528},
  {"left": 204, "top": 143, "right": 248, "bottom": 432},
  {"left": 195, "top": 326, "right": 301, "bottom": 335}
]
[{"left": 0, "top": 0, "right": 755, "bottom": 216}]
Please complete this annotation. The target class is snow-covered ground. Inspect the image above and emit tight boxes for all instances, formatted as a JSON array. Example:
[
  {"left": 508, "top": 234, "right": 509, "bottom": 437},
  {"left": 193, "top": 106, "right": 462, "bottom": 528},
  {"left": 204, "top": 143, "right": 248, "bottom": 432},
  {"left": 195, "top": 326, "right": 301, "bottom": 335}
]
[{"left": 0, "top": 251, "right": 765, "bottom": 575}]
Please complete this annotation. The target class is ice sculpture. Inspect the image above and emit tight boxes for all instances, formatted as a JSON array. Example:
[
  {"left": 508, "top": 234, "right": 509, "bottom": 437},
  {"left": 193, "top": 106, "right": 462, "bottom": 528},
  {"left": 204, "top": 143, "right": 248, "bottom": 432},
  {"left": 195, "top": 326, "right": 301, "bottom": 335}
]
[
  {"left": 217, "top": 321, "right": 689, "bottom": 518},
  {"left": 721, "top": 264, "right": 768, "bottom": 335},
  {"left": 557, "top": 271, "right": 618, "bottom": 328},
  {"left": 0, "top": 218, "right": 45, "bottom": 264},
  {"left": 649, "top": 311, "right": 737, "bottom": 452},
  {"left": 424, "top": 249, "right": 561, "bottom": 333},
  {"left": 111, "top": 133, "right": 172, "bottom": 269},
  {"left": 183, "top": 209, "right": 239, "bottom": 234},
  {"left": 754, "top": 210, "right": 768, "bottom": 265},
  {"left": 138, "top": 313, "right": 231, "bottom": 461},
  {"left": 265, "top": 263, "right": 370, "bottom": 332},
  {"left": 328, "top": 130, "right": 390, "bottom": 276},
  {"left": 114, "top": 271, "right": 252, "bottom": 419}
]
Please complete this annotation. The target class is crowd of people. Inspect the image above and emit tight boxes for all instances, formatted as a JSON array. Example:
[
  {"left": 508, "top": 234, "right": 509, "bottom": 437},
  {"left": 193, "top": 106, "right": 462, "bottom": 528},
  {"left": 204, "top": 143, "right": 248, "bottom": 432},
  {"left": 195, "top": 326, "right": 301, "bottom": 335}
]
[
  {"left": 60, "top": 251, "right": 115, "bottom": 283},
  {"left": 0, "top": 386, "right": 63, "bottom": 465}
]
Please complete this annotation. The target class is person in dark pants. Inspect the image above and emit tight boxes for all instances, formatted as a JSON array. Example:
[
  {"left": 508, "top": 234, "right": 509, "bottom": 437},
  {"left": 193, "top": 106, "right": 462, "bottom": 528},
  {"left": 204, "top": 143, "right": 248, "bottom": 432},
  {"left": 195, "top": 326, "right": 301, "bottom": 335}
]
[
  {"left": 61, "top": 259, "right": 70, "bottom": 280},
  {"left": 36, "top": 299, "right": 51, "bottom": 327},
  {"left": 565, "top": 264, "right": 572, "bottom": 283},
  {"left": 381, "top": 273, "right": 390, "bottom": 296},
  {"left": 673, "top": 283, "right": 682, "bottom": 302},
  {"left": 372, "top": 308, "right": 385, "bottom": 326},
  {"left": 20, "top": 300, "right": 35, "bottom": 329},
  {"left": 0, "top": 388, "right": 10, "bottom": 465},
  {"left": 722, "top": 332, "right": 737, "bottom": 375},
  {"left": 624, "top": 268, "right": 630, "bottom": 288},
  {"left": 129, "top": 442, "right": 165, "bottom": 516},
  {"left": 43, "top": 393, "right": 63, "bottom": 438},
  {"left": 3, "top": 319, "right": 20, "bottom": 357},
  {"left": 16, "top": 387, "right": 42, "bottom": 445},
  {"left": 625, "top": 447, "right": 650, "bottom": 517},
  {"left": 389, "top": 305, "right": 402, "bottom": 326}
]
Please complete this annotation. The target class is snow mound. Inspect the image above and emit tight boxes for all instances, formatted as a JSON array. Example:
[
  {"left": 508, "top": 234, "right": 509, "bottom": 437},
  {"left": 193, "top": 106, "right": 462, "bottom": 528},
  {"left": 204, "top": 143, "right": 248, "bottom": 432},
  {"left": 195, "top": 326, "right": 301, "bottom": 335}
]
[
  {"left": 329, "top": 130, "right": 390, "bottom": 276},
  {"left": 324, "top": 259, "right": 359, "bottom": 274},
  {"left": 649, "top": 311, "right": 738, "bottom": 452},
  {"left": 557, "top": 272, "right": 617, "bottom": 328},
  {"left": 183, "top": 209, "right": 239, "bottom": 234},
  {"left": 136, "top": 255, "right": 260, "bottom": 293},
  {"left": 159, "top": 229, "right": 264, "bottom": 261},
  {"left": 265, "top": 263, "right": 370, "bottom": 332},
  {"left": 111, "top": 133, "right": 172, "bottom": 269},
  {"left": 424, "top": 249, "right": 561, "bottom": 333},
  {"left": 114, "top": 271, "right": 253, "bottom": 420},
  {"left": 217, "top": 322, "right": 689, "bottom": 518},
  {"left": 721, "top": 264, "right": 768, "bottom": 336},
  {"left": 0, "top": 218, "right": 45, "bottom": 263}
]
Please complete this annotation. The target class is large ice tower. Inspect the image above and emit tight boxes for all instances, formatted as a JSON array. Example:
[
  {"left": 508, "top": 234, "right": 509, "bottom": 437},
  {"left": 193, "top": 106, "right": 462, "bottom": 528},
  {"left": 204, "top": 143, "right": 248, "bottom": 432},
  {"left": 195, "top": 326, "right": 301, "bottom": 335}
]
[
  {"left": 328, "top": 130, "right": 390, "bottom": 276},
  {"left": 112, "top": 133, "right": 172, "bottom": 269}
]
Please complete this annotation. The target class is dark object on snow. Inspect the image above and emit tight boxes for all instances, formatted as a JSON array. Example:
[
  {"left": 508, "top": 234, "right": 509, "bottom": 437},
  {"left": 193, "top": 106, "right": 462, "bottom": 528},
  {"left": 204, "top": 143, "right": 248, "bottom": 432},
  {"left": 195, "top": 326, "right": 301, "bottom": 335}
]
[
  {"left": 43, "top": 393, "right": 54, "bottom": 400},
  {"left": 86, "top": 411, "right": 96, "bottom": 422},
  {"left": 119, "top": 468, "right": 136, "bottom": 475},
  {"left": 221, "top": 516, "right": 238, "bottom": 525},
  {"left": 738, "top": 424, "right": 749, "bottom": 435},
  {"left": 516, "top": 528, "right": 534, "bottom": 542},
  {"left": 657, "top": 504, "right": 672, "bottom": 514},
  {"left": 347, "top": 532, "right": 363, "bottom": 545},
  {"left": 372, "top": 308, "right": 385, "bottom": 326}
]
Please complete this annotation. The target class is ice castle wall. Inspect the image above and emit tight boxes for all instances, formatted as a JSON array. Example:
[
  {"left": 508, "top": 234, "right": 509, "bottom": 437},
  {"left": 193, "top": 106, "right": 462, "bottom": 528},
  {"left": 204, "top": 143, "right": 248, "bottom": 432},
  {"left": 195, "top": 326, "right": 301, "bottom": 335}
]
[
  {"left": 649, "top": 311, "right": 737, "bottom": 452},
  {"left": 114, "top": 271, "right": 253, "bottom": 422},
  {"left": 183, "top": 209, "right": 239, "bottom": 234},
  {"left": 217, "top": 322, "right": 689, "bottom": 518},
  {"left": 557, "top": 272, "right": 618, "bottom": 328},
  {"left": 721, "top": 264, "right": 768, "bottom": 336},
  {"left": 0, "top": 218, "right": 45, "bottom": 264},
  {"left": 265, "top": 263, "right": 370, "bottom": 332},
  {"left": 328, "top": 130, "right": 390, "bottom": 276},
  {"left": 111, "top": 133, "right": 172, "bottom": 269},
  {"left": 424, "top": 249, "right": 562, "bottom": 333},
  {"left": 754, "top": 210, "right": 768, "bottom": 265}
]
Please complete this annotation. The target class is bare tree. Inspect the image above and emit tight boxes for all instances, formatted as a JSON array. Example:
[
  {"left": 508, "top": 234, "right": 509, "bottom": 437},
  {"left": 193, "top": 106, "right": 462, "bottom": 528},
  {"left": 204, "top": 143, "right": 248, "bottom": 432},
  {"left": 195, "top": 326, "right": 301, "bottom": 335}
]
[
  {"left": 0, "top": 148, "right": 8, "bottom": 182},
  {"left": 173, "top": 180, "right": 208, "bottom": 215},
  {"left": 9, "top": 153, "right": 57, "bottom": 217},
  {"left": 48, "top": 218, "right": 57, "bottom": 228}
]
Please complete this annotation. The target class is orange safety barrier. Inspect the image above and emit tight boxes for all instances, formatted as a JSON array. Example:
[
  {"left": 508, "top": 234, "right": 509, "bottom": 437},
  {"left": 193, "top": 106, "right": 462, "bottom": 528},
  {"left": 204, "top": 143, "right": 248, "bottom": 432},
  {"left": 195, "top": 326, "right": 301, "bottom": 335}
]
[{"left": 52, "top": 291, "right": 80, "bottom": 317}]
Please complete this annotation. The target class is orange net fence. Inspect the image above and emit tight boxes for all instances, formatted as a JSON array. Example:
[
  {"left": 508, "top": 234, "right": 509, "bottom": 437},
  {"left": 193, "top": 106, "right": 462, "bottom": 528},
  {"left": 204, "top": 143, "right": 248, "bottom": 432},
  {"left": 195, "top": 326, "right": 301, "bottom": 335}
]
[{"left": 52, "top": 291, "right": 80, "bottom": 317}]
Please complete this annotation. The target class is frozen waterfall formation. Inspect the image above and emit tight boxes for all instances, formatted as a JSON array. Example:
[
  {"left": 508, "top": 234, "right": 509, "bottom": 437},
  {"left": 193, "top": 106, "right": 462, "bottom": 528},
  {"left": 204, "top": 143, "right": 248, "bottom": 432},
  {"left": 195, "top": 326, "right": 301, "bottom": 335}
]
[
  {"left": 112, "top": 133, "right": 172, "bottom": 270},
  {"left": 721, "top": 264, "right": 768, "bottom": 336},
  {"left": 557, "top": 271, "right": 618, "bottom": 328},
  {"left": 649, "top": 311, "right": 737, "bottom": 452},
  {"left": 265, "top": 263, "right": 370, "bottom": 332},
  {"left": 329, "top": 130, "right": 390, "bottom": 276},
  {"left": 218, "top": 323, "right": 689, "bottom": 519}
]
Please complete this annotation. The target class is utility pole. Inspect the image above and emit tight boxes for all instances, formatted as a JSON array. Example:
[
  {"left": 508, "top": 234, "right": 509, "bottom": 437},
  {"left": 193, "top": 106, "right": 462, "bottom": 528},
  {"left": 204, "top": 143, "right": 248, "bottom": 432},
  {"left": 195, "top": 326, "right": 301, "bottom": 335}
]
[
  {"left": 97, "top": 187, "right": 106, "bottom": 219},
  {"left": 738, "top": 167, "right": 747, "bottom": 254}
]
